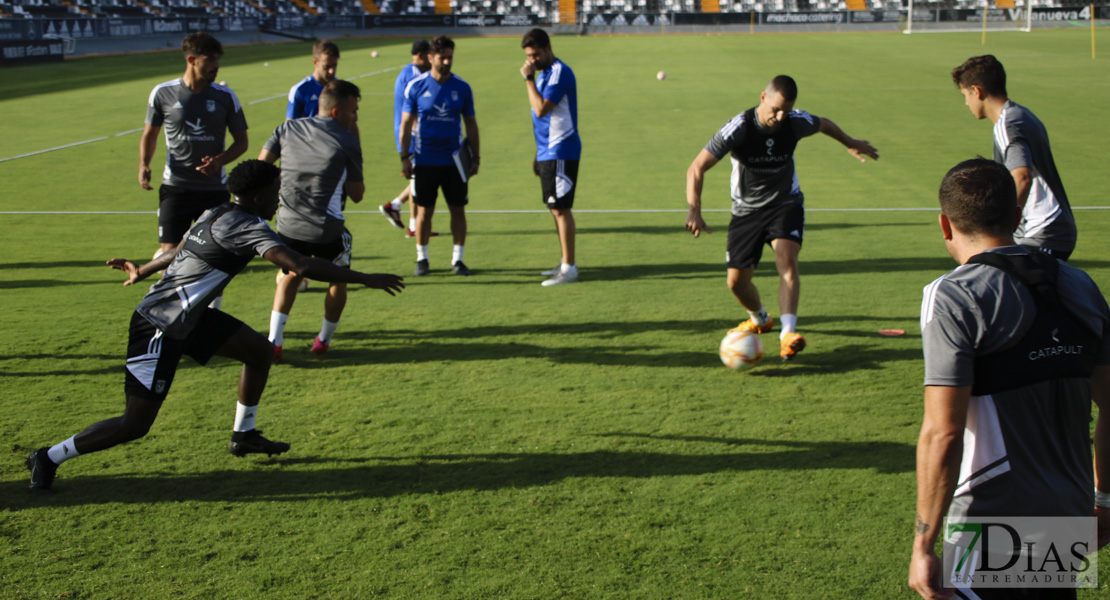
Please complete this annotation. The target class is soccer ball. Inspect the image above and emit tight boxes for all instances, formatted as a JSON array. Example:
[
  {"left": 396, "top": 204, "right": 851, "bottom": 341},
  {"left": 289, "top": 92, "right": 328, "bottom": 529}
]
[
  {"left": 656, "top": 71, "right": 666, "bottom": 80},
  {"left": 371, "top": 50, "right": 379, "bottom": 58},
  {"left": 719, "top": 330, "right": 763, "bottom": 371}
]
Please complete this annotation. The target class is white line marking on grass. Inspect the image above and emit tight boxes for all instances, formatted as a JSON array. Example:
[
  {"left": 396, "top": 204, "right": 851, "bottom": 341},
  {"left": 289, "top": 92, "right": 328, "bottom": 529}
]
[{"left": 0, "top": 68, "right": 403, "bottom": 163}]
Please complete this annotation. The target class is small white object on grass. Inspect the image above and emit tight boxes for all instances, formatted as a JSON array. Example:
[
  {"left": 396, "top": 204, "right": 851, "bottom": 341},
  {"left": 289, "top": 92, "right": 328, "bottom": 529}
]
[
  {"left": 264, "top": 62, "right": 270, "bottom": 67},
  {"left": 371, "top": 50, "right": 379, "bottom": 58},
  {"left": 657, "top": 71, "right": 666, "bottom": 81}
]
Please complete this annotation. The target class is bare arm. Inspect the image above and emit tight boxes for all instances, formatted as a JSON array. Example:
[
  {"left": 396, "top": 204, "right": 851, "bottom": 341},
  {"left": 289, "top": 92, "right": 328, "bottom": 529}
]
[
  {"left": 257, "top": 148, "right": 279, "bottom": 164},
  {"left": 263, "top": 245, "right": 404, "bottom": 295},
  {"left": 520, "top": 63, "right": 556, "bottom": 117},
  {"left": 1092, "top": 364, "right": 1110, "bottom": 549},
  {"left": 400, "top": 111, "right": 415, "bottom": 179},
  {"left": 819, "top": 117, "right": 879, "bottom": 162},
  {"left": 463, "top": 114, "right": 480, "bottom": 176},
  {"left": 685, "top": 149, "right": 720, "bottom": 238},
  {"left": 106, "top": 238, "right": 185, "bottom": 285},
  {"left": 345, "top": 181, "right": 365, "bottom": 204},
  {"left": 908, "top": 385, "right": 968, "bottom": 600},
  {"left": 138, "top": 124, "right": 161, "bottom": 190},
  {"left": 1010, "top": 166, "right": 1033, "bottom": 211},
  {"left": 197, "top": 129, "right": 249, "bottom": 176}
]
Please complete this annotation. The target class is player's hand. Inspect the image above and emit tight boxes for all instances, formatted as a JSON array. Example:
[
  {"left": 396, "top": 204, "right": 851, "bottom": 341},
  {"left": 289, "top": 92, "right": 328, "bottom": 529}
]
[
  {"left": 908, "top": 548, "right": 954, "bottom": 600},
  {"left": 520, "top": 60, "right": 536, "bottom": 79},
  {"left": 848, "top": 139, "right": 879, "bottom": 162},
  {"left": 470, "top": 157, "right": 480, "bottom": 177},
  {"left": 1097, "top": 505, "right": 1110, "bottom": 549},
  {"left": 139, "top": 165, "right": 153, "bottom": 190},
  {"left": 364, "top": 274, "right": 405, "bottom": 296},
  {"left": 533, "top": 157, "right": 540, "bottom": 176},
  {"left": 106, "top": 258, "right": 142, "bottom": 286},
  {"left": 401, "top": 157, "right": 413, "bottom": 179},
  {"left": 196, "top": 155, "right": 220, "bottom": 176},
  {"left": 685, "top": 211, "right": 712, "bottom": 238}
]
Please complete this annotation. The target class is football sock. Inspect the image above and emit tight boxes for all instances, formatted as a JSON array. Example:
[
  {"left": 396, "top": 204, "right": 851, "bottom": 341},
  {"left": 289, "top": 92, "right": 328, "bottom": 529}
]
[
  {"left": 47, "top": 435, "right": 79, "bottom": 465},
  {"left": 409, "top": 217, "right": 417, "bottom": 231},
  {"left": 391, "top": 198, "right": 403, "bottom": 211},
  {"left": 561, "top": 263, "right": 577, "bottom": 274},
  {"left": 269, "top": 311, "right": 289, "bottom": 346},
  {"left": 318, "top": 318, "right": 339, "bottom": 344},
  {"left": 780, "top": 314, "right": 798, "bottom": 338},
  {"left": 417, "top": 245, "right": 429, "bottom": 261},
  {"left": 233, "top": 402, "right": 256, "bottom": 433},
  {"left": 747, "top": 307, "right": 770, "bottom": 326},
  {"left": 208, "top": 295, "right": 223, "bottom": 310},
  {"left": 452, "top": 245, "right": 464, "bottom": 265}
]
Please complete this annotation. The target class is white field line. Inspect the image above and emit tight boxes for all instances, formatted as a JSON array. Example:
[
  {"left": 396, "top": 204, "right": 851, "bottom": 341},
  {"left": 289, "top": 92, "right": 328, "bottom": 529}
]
[{"left": 0, "top": 66, "right": 403, "bottom": 162}]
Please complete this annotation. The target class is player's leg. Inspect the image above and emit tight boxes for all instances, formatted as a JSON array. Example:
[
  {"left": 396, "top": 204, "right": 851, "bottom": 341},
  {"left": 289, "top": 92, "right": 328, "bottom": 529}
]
[
  {"left": 312, "top": 230, "right": 352, "bottom": 356},
  {"left": 413, "top": 166, "right": 437, "bottom": 275},
  {"left": 444, "top": 166, "right": 470, "bottom": 275},
  {"left": 726, "top": 215, "right": 773, "bottom": 333},
  {"left": 200, "top": 312, "right": 288, "bottom": 457},
  {"left": 380, "top": 182, "right": 409, "bottom": 230},
  {"left": 540, "top": 160, "right": 579, "bottom": 286},
  {"left": 766, "top": 203, "right": 806, "bottom": 360},
  {"left": 269, "top": 234, "right": 316, "bottom": 359}
]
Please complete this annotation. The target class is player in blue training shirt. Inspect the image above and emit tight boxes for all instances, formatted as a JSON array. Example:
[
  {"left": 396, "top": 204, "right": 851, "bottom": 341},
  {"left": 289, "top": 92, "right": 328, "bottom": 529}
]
[
  {"left": 521, "top": 28, "right": 581, "bottom": 287},
  {"left": 399, "top": 36, "right": 480, "bottom": 277},
  {"left": 380, "top": 40, "right": 433, "bottom": 237},
  {"left": 286, "top": 40, "right": 341, "bottom": 120}
]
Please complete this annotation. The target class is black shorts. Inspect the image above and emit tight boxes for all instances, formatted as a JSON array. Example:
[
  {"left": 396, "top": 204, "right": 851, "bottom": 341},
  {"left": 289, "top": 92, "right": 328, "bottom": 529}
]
[
  {"left": 726, "top": 202, "right": 805, "bottom": 270},
  {"left": 279, "top": 229, "right": 352, "bottom": 271},
  {"left": 537, "top": 159, "right": 579, "bottom": 210},
  {"left": 412, "top": 164, "right": 468, "bottom": 208},
  {"left": 158, "top": 184, "right": 230, "bottom": 244},
  {"left": 124, "top": 309, "right": 243, "bottom": 402}
]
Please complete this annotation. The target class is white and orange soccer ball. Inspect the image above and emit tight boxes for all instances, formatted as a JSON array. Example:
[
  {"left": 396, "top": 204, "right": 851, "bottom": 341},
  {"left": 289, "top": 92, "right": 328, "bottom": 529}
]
[{"left": 718, "top": 329, "right": 764, "bottom": 371}]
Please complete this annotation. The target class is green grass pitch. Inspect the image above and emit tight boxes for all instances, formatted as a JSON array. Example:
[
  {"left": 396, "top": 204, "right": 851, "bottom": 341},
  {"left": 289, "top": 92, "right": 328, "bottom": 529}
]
[{"left": 2, "top": 28, "right": 1110, "bottom": 598}]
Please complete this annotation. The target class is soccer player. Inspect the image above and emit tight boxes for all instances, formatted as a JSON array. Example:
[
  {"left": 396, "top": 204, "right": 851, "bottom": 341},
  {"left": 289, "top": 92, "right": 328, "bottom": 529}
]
[
  {"left": 286, "top": 40, "right": 341, "bottom": 121},
  {"left": 520, "top": 28, "right": 580, "bottom": 287},
  {"left": 908, "top": 158, "right": 1110, "bottom": 599},
  {"left": 399, "top": 35, "right": 480, "bottom": 277},
  {"left": 25, "top": 160, "right": 404, "bottom": 493},
  {"left": 951, "top": 55, "right": 1077, "bottom": 261},
  {"left": 139, "top": 32, "right": 248, "bottom": 263},
  {"left": 380, "top": 40, "right": 437, "bottom": 238},
  {"left": 684, "top": 75, "right": 878, "bottom": 360},
  {"left": 260, "top": 80, "right": 365, "bottom": 359}
]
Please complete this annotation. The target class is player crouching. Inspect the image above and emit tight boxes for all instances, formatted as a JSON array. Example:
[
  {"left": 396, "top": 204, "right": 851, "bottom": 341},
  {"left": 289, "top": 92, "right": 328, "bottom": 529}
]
[{"left": 25, "top": 160, "right": 404, "bottom": 493}]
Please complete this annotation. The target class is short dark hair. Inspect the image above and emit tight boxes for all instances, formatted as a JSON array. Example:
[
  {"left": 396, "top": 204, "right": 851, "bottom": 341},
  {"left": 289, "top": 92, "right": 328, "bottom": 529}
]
[
  {"left": 411, "top": 39, "right": 431, "bottom": 55},
  {"left": 938, "top": 158, "right": 1018, "bottom": 237},
  {"left": 227, "top": 160, "right": 280, "bottom": 199},
  {"left": 313, "top": 39, "right": 340, "bottom": 59},
  {"left": 521, "top": 28, "right": 551, "bottom": 50},
  {"left": 431, "top": 35, "right": 454, "bottom": 55},
  {"left": 319, "top": 79, "right": 361, "bottom": 114},
  {"left": 951, "top": 55, "right": 1007, "bottom": 97},
  {"left": 767, "top": 75, "right": 798, "bottom": 102},
  {"left": 182, "top": 32, "right": 222, "bottom": 58}
]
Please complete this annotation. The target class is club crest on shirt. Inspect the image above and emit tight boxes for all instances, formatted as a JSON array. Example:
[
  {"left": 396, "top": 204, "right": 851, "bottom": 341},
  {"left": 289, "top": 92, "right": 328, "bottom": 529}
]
[
  {"left": 206, "top": 99, "right": 216, "bottom": 113},
  {"left": 765, "top": 139, "right": 775, "bottom": 156},
  {"left": 451, "top": 91, "right": 459, "bottom": 101}
]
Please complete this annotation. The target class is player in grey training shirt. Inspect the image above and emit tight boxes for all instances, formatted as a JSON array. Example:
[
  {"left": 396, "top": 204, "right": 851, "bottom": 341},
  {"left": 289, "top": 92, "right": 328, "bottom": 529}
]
[
  {"left": 260, "top": 80, "right": 364, "bottom": 358},
  {"left": 685, "top": 75, "right": 878, "bottom": 361},
  {"left": 909, "top": 159, "right": 1110, "bottom": 600},
  {"left": 24, "top": 161, "right": 404, "bottom": 494},
  {"left": 139, "top": 32, "right": 249, "bottom": 257},
  {"left": 952, "top": 55, "right": 1077, "bottom": 261}
]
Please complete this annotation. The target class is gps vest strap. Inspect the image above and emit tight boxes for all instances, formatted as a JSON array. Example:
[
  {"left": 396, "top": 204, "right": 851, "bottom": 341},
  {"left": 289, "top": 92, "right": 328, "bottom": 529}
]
[
  {"left": 182, "top": 203, "right": 256, "bottom": 276},
  {"left": 967, "top": 251, "right": 1099, "bottom": 396}
]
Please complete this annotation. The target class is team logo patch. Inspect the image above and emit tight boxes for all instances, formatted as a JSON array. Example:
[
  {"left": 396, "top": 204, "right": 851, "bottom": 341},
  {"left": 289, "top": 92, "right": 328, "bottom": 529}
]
[
  {"left": 451, "top": 90, "right": 459, "bottom": 101},
  {"left": 765, "top": 139, "right": 775, "bottom": 156},
  {"left": 206, "top": 100, "right": 216, "bottom": 112},
  {"left": 154, "top": 380, "right": 167, "bottom": 394},
  {"left": 547, "top": 196, "right": 556, "bottom": 205}
]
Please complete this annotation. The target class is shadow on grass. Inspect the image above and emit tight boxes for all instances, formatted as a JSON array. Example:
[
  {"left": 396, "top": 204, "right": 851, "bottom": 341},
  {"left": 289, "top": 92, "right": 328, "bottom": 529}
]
[{"left": 4, "top": 436, "right": 914, "bottom": 505}]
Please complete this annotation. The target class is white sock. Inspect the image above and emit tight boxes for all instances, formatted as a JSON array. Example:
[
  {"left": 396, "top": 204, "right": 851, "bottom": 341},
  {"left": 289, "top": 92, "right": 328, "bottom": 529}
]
[
  {"left": 409, "top": 217, "right": 417, "bottom": 231},
  {"left": 452, "top": 244, "right": 464, "bottom": 265},
  {"left": 780, "top": 314, "right": 798, "bottom": 337},
  {"left": 561, "top": 263, "right": 577, "bottom": 274},
  {"left": 47, "top": 435, "right": 79, "bottom": 465},
  {"left": 391, "top": 198, "right": 403, "bottom": 211},
  {"left": 318, "top": 318, "right": 339, "bottom": 344},
  {"left": 208, "top": 295, "right": 223, "bottom": 310},
  {"left": 747, "top": 307, "right": 770, "bottom": 326},
  {"left": 417, "top": 244, "right": 429, "bottom": 261},
  {"left": 233, "top": 402, "right": 256, "bottom": 433},
  {"left": 269, "top": 311, "right": 289, "bottom": 347}
]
